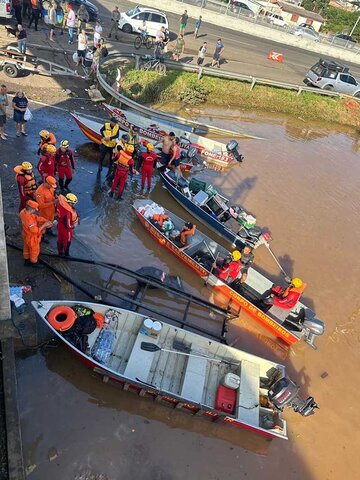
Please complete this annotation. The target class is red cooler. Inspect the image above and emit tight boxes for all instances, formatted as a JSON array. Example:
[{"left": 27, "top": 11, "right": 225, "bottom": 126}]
[{"left": 215, "top": 385, "right": 236, "bottom": 414}]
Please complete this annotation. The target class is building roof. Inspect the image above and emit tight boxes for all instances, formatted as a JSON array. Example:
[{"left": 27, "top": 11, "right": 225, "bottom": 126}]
[{"left": 277, "top": 1, "right": 325, "bottom": 22}]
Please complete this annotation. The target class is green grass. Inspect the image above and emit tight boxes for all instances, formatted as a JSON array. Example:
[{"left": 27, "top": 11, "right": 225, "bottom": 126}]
[{"left": 103, "top": 65, "right": 360, "bottom": 128}]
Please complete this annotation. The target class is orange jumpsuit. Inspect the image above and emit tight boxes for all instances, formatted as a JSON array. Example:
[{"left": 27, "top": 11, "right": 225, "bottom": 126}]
[
  {"left": 19, "top": 209, "right": 48, "bottom": 263},
  {"left": 35, "top": 184, "right": 56, "bottom": 221}
]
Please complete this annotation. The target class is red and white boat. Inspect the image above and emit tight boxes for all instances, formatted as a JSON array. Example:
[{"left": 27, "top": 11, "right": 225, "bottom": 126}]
[
  {"left": 133, "top": 200, "right": 325, "bottom": 349},
  {"left": 72, "top": 105, "right": 245, "bottom": 169},
  {"left": 32, "top": 300, "right": 318, "bottom": 440}
]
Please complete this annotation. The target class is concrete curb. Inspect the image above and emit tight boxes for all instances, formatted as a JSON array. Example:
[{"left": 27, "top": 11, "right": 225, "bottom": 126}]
[
  {"left": 0, "top": 180, "right": 10, "bottom": 323},
  {"left": 1, "top": 338, "right": 25, "bottom": 480}
]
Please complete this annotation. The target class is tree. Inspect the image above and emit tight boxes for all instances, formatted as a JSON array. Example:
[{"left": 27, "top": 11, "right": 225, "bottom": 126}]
[{"left": 302, "top": 0, "right": 330, "bottom": 14}]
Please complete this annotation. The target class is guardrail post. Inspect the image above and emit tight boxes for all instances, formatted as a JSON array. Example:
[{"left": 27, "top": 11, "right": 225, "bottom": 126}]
[
  {"left": 198, "top": 66, "right": 202, "bottom": 80},
  {"left": 297, "top": 87, "right": 303, "bottom": 96},
  {"left": 135, "top": 55, "right": 140, "bottom": 70},
  {"left": 250, "top": 78, "right": 256, "bottom": 90}
]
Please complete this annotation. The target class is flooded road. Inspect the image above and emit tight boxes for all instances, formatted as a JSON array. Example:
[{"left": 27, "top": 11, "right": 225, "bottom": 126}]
[{"left": 16, "top": 106, "right": 360, "bottom": 479}]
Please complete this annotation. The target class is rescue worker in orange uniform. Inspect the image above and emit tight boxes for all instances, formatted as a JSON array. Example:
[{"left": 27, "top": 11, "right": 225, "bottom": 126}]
[
  {"left": 14, "top": 162, "right": 37, "bottom": 212},
  {"left": 264, "top": 277, "right": 307, "bottom": 310},
  {"left": 55, "top": 140, "right": 75, "bottom": 191},
  {"left": 37, "top": 144, "right": 56, "bottom": 182},
  {"left": 56, "top": 193, "right": 79, "bottom": 256},
  {"left": 140, "top": 142, "right": 157, "bottom": 191},
  {"left": 215, "top": 250, "right": 242, "bottom": 283},
  {"left": 35, "top": 176, "right": 57, "bottom": 222},
  {"left": 37, "top": 129, "right": 57, "bottom": 155},
  {"left": 109, "top": 144, "right": 136, "bottom": 200},
  {"left": 172, "top": 222, "right": 196, "bottom": 251},
  {"left": 19, "top": 200, "right": 52, "bottom": 266}
]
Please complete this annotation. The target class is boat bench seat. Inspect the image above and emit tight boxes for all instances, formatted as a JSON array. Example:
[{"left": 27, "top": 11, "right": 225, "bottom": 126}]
[
  {"left": 123, "top": 331, "right": 159, "bottom": 382},
  {"left": 236, "top": 360, "right": 260, "bottom": 426},
  {"left": 180, "top": 349, "right": 208, "bottom": 404}
]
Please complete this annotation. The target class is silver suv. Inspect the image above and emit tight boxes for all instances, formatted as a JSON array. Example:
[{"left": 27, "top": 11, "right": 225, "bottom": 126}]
[{"left": 304, "top": 59, "right": 360, "bottom": 97}]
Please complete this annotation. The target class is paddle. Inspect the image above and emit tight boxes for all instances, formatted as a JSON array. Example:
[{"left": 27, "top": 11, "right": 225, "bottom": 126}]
[
  {"left": 140, "top": 342, "right": 239, "bottom": 366},
  {"left": 264, "top": 242, "right": 291, "bottom": 283}
]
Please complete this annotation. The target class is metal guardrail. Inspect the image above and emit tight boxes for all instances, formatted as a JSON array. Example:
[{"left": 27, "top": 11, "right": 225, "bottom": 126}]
[{"left": 98, "top": 52, "right": 350, "bottom": 116}]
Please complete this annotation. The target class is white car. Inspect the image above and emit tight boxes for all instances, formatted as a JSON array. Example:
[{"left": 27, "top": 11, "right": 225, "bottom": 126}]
[
  {"left": 118, "top": 6, "right": 169, "bottom": 37},
  {"left": 266, "top": 13, "right": 287, "bottom": 28}
]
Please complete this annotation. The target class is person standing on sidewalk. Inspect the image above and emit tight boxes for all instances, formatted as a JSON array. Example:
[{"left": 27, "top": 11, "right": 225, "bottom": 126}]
[
  {"left": 108, "top": 6, "right": 120, "bottom": 40},
  {"left": 211, "top": 38, "right": 224, "bottom": 68},
  {"left": 194, "top": 16, "right": 202, "bottom": 38},
  {"left": 197, "top": 41, "right": 207, "bottom": 67},
  {"left": 77, "top": 4, "right": 89, "bottom": 35},
  {"left": 172, "top": 34, "right": 185, "bottom": 62},
  {"left": 48, "top": 2, "right": 57, "bottom": 42},
  {"left": 16, "top": 24, "right": 27, "bottom": 54},
  {"left": 66, "top": 4, "right": 76, "bottom": 44},
  {"left": 0, "top": 84, "right": 9, "bottom": 141},
  {"left": 93, "top": 20, "right": 103, "bottom": 47},
  {"left": 28, "top": 0, "right": 41, "bottom": 31},
  {"left": 179, "top": 10, "right": 188, "bottom": 35}
]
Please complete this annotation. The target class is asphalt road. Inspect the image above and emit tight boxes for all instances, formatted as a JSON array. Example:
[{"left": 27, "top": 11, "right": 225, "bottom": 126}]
[{"left": 96, "top": 0, "right": 360, "bottom": 84}]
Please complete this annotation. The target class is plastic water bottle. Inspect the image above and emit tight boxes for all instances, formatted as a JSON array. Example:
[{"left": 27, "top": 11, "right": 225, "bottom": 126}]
[{"left": 92, "top": 326, "right": 115, "bottom": 365}]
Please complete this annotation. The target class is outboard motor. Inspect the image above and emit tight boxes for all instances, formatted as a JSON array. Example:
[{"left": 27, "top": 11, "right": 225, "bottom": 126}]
[
  {"left": 187, "top": 145, "right": 206, "bottom": 167},
  {"left": 302, "top": 317, "right": 325, "bottom": 350},
  {"left": 284, "top": 309, "right": 325, "bottom": 350},
  {"left": 268, "top": 377, "right": 319, "bottom": 417},
  {"left": 226, "top": 140, "right": 244, "bottom": 163}
]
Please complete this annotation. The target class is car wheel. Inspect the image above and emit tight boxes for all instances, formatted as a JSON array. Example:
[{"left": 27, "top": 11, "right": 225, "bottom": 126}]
[
  {"left": 323, "top": 85, "right": 334, "bottom": 91},
  {"left": 122, "top": 23, "right": 132, "bottom": 34},
  {"left": 354, "top": 92, "right": 360, "bottom": 98}
]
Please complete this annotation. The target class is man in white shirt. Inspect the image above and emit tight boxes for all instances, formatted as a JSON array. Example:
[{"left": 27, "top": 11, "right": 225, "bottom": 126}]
[{"left": 77, "top": 29, "right": 88, "bottom": 67}]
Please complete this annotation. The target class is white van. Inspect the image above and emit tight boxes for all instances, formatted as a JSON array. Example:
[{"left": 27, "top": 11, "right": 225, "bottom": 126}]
[{"left": 0, "top": 0, "right": 12, "bottom": 19}]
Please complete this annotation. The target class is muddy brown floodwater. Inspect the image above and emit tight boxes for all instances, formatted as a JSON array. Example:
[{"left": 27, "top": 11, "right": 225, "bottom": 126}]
[{"left": 16, "top": 107, "right": 360, "bottom": 480}]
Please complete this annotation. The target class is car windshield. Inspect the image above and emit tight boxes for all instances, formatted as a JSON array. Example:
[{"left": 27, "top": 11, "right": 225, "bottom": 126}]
[{"left": 126, "top": 7, "right": 140, "bottom": 17}]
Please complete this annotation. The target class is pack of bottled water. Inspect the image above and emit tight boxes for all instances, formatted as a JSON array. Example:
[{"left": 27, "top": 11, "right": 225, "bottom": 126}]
[{"left": 91, "top": 325, "right": 115, "bottom": 365}]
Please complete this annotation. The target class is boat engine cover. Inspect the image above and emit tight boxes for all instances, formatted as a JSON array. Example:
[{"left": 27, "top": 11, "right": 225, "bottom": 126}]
[
  {"left": 303, "top": 317, "right": 325, "bottom": 336},
  {"left": 268, "top": 377, "right": 299, "bottom": 410},
  {"left": 187, "top": 146, "right": 197, "bottom": 158}
]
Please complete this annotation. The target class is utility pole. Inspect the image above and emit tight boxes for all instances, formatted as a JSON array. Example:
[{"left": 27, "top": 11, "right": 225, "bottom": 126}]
[{"left": 350, "top": 15, "right": 360, "bottom": 36}]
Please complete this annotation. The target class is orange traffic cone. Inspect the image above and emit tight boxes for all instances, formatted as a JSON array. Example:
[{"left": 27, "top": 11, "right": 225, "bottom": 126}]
[{"left": 267, "top": 51, "right": 284, "bottom": 63}]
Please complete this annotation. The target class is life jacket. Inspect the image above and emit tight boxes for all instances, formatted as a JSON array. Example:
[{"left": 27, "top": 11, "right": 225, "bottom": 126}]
[
  {"left": 14, "top": 166, "right": 37, "bottom": 196},
  {"left": 153, "top": 214, "right": 169, "bottom": 227},
  {"left": 39, "top": 132, "right": 56, "bottom": 152},
  {"left": 57, "top": 194, "right": 79, "bottom": 228},
  {"left": 114, "top": 140, "right": 127, "bottom": 153},
  {"left": 115, "top": 150, "right": 132, "bottom": 169},
  {"left": 273, "top": 283, "right": 307, "bottom": 310},
  {"left": 217, "top": 260, "right": 242, "bottom": 282},
  {"left": 180, "top": 224, "right": 196, "bottom": 244},
  {"left": 101, "top": 122, "right": 119, "bottom": 147}
]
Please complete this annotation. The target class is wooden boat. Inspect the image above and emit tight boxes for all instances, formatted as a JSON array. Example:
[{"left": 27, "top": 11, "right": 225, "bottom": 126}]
[
  {"left": 32, "top": 300, "right": 318, "bottom": 440},
  {"left": 133, "top": 200, "right": 325, "bottom": 349},
  {"left": 103, "top": 104, "right": 244, "bottom": 169},
  {"left": 71, "top": 112, "right": 196, "bottom": 172},
  {"left": 159, "top": 168, "right": 271, "bottom": 250}
]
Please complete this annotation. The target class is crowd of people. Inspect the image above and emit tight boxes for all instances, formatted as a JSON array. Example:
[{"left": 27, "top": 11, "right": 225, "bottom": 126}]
[{"left": 14, "top": 127, "right": 79, "bottom": 266}]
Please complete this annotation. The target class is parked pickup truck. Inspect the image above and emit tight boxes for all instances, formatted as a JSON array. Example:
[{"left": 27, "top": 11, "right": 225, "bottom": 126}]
[{"left": 304, "top": 58, "right": 360, "bottom": 97}]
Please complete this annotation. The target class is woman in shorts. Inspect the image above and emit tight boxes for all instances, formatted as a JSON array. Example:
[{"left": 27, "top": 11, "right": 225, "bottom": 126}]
[
  {"left": 48, "top": 2, "right": 57, "bottom": 42},
  {"left": 197, "top": 42, "right": 207, "bottom": 66}
]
